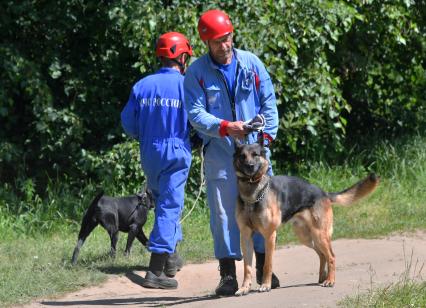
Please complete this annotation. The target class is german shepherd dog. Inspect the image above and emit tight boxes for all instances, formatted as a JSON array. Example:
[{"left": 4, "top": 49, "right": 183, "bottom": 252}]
[
  {"left": 233, "top": 136, "right": 379, "bottom": 295},
  {"left": 71, "top": 188, "right": 154, "bottom": 265}
]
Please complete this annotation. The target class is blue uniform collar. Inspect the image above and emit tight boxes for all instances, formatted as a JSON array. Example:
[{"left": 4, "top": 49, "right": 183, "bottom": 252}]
[
  {"left": 207, "top": 48, "right": 243, "bottom": 70},
  {"left": 156, "top": 67, "right": 182, "bottom": 75}
]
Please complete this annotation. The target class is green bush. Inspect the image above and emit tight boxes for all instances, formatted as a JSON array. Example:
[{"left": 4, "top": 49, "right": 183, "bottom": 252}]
[
  {"left": 0, "top": 0, "right": 424, "bottom": 204},
  {"left": 332, "top": 0, "right": 426, "bottom": 140},
  {"left": 77, "top": 139, "right": 144, "bottom": 194}
]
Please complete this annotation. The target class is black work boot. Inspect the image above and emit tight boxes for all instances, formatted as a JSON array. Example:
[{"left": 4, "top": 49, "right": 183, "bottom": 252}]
[
  {"left": 142, "top": 253, "right": 178, "bottom": 289},
  {"left": 215, "top": 258, "right": 239, "bottom": 296},
  {"left": 164, "top": 251, "right": 183, "bottom": 278},
  {"left": 255, "top": 252, "right": 280, "bottom": 289}
]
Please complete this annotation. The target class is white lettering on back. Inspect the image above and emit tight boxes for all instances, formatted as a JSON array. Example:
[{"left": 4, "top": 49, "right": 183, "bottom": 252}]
[{"left": 138, "top": 98, "right": 182, "bottom": 109}]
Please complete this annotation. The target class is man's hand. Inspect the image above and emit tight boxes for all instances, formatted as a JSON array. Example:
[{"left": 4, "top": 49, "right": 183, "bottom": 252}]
[
  {"left": 226, "top": 121, "right": 248, "bottom": 139},
  {"left": 243, "top": 114, "right": 266, "bottom": 132}
]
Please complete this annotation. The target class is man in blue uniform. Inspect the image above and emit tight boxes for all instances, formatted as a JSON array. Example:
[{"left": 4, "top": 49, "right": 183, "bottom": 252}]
[
  {"left": 121, "top": 32, "right": 193, "bottom": 289},
  {"left": 184, "top": 10, "right": 280, "bottom": 296}
]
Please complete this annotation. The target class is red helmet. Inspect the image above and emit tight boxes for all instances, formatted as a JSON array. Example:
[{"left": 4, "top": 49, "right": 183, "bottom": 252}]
[
  {"left": 198, "top": 9, "right": 233, "bottom": 42},
  {"left": 155, "top": 32, "right": 193, "bottom": 58}
]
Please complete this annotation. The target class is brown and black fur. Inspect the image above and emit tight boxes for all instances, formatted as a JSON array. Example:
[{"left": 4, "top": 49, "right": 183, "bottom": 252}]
[{"left": 233, "top": 136, "right": 379, "bottom": 295}]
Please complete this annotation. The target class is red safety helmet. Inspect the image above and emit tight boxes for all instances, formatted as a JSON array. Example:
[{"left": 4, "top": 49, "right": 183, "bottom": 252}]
[
  {"left": 198, "top": 9, "right": 234, "bottom": 42},
  {"left": 155, "top": 32, "right": 193, "bottom": 58}
]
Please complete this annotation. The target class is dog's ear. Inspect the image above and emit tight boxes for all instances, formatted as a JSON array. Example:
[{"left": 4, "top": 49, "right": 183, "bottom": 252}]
[
  {"left": 139, "top": 183, "right": 154, "bottom": 208},
  {"left": 234, "top": 137, "right": 243, "bottom": 149},
  {"left": 145, "top": 188, "right": 155, "bottom": 209}
]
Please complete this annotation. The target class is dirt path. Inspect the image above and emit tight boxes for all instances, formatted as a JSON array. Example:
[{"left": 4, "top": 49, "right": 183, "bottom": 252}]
[{"left": 24, "top": 232, "right": 425, "bottom": 308}]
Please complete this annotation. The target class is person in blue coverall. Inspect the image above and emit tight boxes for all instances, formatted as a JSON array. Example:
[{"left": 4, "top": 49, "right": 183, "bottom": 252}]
[
  {"left": 183, "top": 9, "right": 280, "bottom": 296},
  {"left": 121, "top": 32, "right": 193, "bottom": 290}
]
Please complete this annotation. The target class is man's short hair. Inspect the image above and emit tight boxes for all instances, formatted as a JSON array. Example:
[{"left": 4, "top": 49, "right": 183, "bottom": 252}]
[{"left": 160, "top": 57, "right": 177, "bottom": 67}]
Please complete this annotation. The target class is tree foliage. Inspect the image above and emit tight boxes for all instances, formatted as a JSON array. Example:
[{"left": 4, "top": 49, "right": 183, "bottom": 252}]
[{"left": 0, "top": 0, "right": 425, "bottom": 199}]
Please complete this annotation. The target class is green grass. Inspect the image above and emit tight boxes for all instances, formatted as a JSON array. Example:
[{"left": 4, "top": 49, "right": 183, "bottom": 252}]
[
  {"left": 339, "top": 250, "right": 426, "bottom": 307},
  {"left": 1, "top": 134, "right": 426, "bottom": 306},
  {"left": 0, "top": 200, "right": 215, "bottom": 307},
  {"left": 340, "top": 280, "right": 426, "bottom": 307},
  {"left": 0, "top": 232, "right": 105, "bottom": 306},
  {"left": 275, "top": 134, "right": 426, "bottom": 246}
]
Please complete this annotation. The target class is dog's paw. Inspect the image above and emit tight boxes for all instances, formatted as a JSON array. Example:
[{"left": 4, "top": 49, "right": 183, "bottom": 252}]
[
  {"left": 235, "top": 285, "right": 251, "bottom": 296},
  {"left": 257, "top": 284, "right": 271, "bottom": 292},
  {"left": 320, "top": 280, "right": 335, "bottom": 287}
]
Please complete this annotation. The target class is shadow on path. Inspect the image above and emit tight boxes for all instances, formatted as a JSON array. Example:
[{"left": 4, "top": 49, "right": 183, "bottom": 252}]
[
  {"left": 41, "top": 294, "right": 218, "bottom": 307},
  {"left": 40, "top": 277, "right": 319, "bottom": 307}
]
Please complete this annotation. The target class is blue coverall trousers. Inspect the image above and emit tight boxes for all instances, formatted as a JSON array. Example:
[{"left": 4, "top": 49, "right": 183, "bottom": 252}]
[{"left": 142, "top": 138, "right": 191, "bottom": 254}]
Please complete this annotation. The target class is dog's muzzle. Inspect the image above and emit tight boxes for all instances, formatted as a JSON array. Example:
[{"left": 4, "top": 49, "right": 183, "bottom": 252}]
[
  {"left": 238, "top": 159, "right": 260, "bottom": 178},
  {"left": 137, "top": 190, "right": 154, "bottom": 209}
]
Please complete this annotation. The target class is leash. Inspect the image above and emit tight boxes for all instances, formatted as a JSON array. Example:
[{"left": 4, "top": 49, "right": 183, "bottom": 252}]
[
  {"left": 130, "top": 150, "right": 204, "bottom": 225},
  {"left": 125, "top": 189, "right": 151, "bottom": 222},
  {"left": 242, "top": 114, "right": 266, "bottom": 146},
  {"left": 180, "top": 145, "right": 205, "bottom": 224},
  {"left": 180, "top": 114, "right": 266, "bottom": 222}
]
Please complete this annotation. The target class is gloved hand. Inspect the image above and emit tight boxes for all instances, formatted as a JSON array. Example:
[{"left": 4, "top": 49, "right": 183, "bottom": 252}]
[{"left": 243, "top": 114, "right": 266, "bottom": 132}]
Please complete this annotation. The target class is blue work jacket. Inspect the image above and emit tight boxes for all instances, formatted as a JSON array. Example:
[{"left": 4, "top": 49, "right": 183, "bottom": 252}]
[
  {"left": 184, "top": 48, "right": 278, "bottom": 180},
  {"left": 121, "top": 67, "right": 190, "bottom": 148}
]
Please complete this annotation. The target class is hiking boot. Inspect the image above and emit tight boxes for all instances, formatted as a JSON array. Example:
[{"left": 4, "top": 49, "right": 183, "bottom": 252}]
[
  {"left": 141, "top": 253, "right": 178, "bottom": 289},
  {"left": 255, "top": 252, "right": 280, "bottom": 289},
  {"left": 142, "top": 271, "right": 178, "bottom": 289},
  {"left": 215, "top": 258, "right": 239, "bottom": 296},
  {"left": 164, "top": 251, "right": 183, "bottom": 277}
]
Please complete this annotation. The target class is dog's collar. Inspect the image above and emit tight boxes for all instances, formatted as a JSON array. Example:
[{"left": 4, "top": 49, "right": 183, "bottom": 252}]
[
  {"left": 242, "top": 179, "right": 270, "bottom": 205},
  {"left": 136, "top": 191, "right": 153, "bottom": 209},
  {"left": 238, "top": 173, "right": 265, "bottom": 183}
]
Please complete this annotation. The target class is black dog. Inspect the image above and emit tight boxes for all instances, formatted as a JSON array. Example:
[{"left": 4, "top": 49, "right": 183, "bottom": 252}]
[{"left": 71, "top": 188, "right": 154, "bottom": 265}]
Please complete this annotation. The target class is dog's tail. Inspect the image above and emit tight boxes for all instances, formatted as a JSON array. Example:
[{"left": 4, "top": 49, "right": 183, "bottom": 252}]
[
  {"left": 71, "top": 191, "right": 104, "bottom": 265},
  {"left": 77, "top": 191, "right": 104, "bottom": 239},
  {"left": 328, "top": 173, "right": 379, "bottom": 206}
]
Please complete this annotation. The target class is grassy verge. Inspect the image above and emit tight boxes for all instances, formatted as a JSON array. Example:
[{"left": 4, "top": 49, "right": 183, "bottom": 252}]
[
  {"left": 0, "top": 204, "right": 215, "bottom": 307},
  {"left": 339, "top": 251, "right": 426, "bottom": 307},
  {"left": 1, "top": 135, "right": 426, "bottom": 307},
  {"left": 340, "top": 281, "right": 426, "bottom": 307}
]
